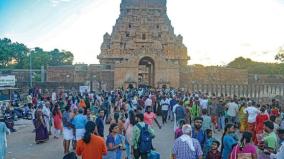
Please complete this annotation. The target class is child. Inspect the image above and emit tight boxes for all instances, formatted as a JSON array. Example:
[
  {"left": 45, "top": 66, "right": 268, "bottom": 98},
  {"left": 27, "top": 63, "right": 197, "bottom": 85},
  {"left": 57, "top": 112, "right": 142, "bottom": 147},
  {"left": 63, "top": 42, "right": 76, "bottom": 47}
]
[
  {"left": 206, "top": 140, "right": 221, "bottom": 159},
  {"left": 175, "top": 119, "right": 185, "bottom": 139},
  {"left": 204, "top": 129, "right": 217, "bottom": 157}
]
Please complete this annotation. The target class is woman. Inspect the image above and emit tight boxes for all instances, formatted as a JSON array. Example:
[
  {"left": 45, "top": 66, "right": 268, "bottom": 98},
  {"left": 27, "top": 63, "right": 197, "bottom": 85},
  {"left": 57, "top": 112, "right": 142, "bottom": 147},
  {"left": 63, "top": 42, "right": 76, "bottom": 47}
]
[
  {"left": 221, "top": 124, "right": 237, "bottom": 159},
  {"left": 0, "top": 122, "right": 10, "bottom": 159},
  {"left": 124, "top": 110, "right": 135, "bottom": 159},
  {"left": 255, "top": 107, "right": 269, "bottom": 144},
  {"left": 76, "top": 121, "right": 107, "bottom": 159},
  {"left": 230, "top": 132, "right": 257, "bottom": 159},
  {"left": 35, "top": 105, "right": 49, "bottom": 144},
  {"left": 104, "top": 123, "right": 121, "bottom": 159},
  {"left": 238, "top": 103, "right": 248, "bottom": 133},
  {"left": 53, "top": 104, "right": 63, "bottom": 139}
]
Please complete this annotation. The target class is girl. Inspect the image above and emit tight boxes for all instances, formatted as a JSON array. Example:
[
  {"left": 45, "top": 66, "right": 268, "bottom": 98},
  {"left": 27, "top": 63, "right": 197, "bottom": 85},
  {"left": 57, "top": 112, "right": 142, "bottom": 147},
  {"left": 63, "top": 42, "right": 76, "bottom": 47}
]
[
  {"left": 105, "top": 123, "right": 121, "bottom": 159},
  {"left": 221, "top": 124, "right": 237, "bottom": 159},
  {"left": 230, "top": 131, "right": 257, "bottom": 159},
  {"left": 53, "top": 104, "right": 63, "bottom": 139}
]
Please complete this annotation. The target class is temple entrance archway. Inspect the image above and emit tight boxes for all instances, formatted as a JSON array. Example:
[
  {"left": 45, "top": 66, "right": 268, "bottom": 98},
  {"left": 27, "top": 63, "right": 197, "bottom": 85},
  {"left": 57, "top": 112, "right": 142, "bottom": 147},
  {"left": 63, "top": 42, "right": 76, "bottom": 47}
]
[{"left": 138, "top": 57, "right": 155, "bottom": 87}]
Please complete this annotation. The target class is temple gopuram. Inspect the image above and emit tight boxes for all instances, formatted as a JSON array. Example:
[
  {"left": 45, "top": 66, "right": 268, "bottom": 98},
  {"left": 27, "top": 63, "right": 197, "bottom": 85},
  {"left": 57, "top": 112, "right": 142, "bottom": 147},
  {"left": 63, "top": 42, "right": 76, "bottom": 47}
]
[{"left": 98, "top": 0, "right": 189, "bottom": 88}]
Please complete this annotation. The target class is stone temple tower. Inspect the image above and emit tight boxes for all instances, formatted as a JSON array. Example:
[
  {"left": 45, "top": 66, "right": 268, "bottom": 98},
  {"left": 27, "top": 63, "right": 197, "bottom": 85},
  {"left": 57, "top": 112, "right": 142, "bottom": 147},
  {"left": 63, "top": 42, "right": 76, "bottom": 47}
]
[{"left": 98, "top": 0, "right": 189, "bottom": 88}]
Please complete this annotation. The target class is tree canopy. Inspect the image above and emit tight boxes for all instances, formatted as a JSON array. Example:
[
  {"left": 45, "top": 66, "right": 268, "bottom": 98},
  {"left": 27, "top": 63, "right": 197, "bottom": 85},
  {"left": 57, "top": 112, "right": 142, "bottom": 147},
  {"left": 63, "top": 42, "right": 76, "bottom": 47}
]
[
  {"left": 0, "top": 38, "right": 74, "bottom": 69},
  {"left": 275, "top": 47, "right": 284, "bottom": 62},
  {"left": 227, "top": 57, "right": 284, "bottom": 74}
]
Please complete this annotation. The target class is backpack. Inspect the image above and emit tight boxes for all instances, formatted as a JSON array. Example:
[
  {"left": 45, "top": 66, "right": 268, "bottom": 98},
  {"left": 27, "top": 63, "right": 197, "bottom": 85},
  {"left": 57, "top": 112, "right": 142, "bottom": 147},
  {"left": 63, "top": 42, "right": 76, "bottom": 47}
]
[
  {"left": 175, "top": 106, "right": 185, "bottom": 120},
  {"left": 63, "top": 152, "right": 77, "bottom": 159},
  {"left": 137, "top": 124, "right": 152, "bottom": 153}
]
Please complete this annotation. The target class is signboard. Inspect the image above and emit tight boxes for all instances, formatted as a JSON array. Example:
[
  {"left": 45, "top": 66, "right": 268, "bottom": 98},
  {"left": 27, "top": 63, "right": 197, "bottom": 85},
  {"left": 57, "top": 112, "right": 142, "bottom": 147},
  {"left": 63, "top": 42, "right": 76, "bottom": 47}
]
[
  {"left": 0, "top": 75, "right": 16, "bottom": 87},
  {"left": 79, "top": 86, "right": 90, "bottom": 95}
]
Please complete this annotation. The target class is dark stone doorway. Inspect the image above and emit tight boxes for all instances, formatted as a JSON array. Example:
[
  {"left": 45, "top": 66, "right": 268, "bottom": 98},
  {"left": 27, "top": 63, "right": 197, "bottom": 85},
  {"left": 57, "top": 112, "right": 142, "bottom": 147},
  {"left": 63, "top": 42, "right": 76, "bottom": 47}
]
[{"left": 138, "top": 57, "right": 155, "bottom": 87}]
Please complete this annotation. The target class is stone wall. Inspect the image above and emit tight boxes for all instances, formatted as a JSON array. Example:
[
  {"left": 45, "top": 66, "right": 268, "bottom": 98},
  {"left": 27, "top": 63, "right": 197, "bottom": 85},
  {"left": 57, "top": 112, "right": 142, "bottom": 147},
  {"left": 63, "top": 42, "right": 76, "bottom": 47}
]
[
  {"left": 0, "top": 69, "right": 42, "bottom": 82},
  {"left": 179, "top": 66, "right": 248, "bottom": 88},
  {"left": 248, "top": 74, "right": 284, "bottom": 84},
  {"left": 46, "top": 65, "right": 114, "bottom": 91}
]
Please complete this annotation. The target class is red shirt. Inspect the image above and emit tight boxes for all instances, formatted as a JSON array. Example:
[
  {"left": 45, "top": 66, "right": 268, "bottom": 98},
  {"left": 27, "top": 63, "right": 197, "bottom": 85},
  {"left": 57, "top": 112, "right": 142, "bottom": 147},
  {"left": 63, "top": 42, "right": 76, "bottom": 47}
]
[
  {"left": 144, "top": 112, "right": 156, "bottom": 126},
  {"left": 271, "top": 108, "right": 280, "bottom": 117},
  {"left": 255, "top": 114, "right": 269, "bottom": 133}
]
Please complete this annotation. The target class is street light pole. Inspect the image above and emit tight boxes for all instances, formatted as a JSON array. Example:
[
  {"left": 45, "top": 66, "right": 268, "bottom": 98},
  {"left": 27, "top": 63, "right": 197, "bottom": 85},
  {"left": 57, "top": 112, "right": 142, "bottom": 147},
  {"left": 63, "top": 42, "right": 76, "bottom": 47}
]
[{"left": 29, "top": 51, "right": 32, "bottom": 88}]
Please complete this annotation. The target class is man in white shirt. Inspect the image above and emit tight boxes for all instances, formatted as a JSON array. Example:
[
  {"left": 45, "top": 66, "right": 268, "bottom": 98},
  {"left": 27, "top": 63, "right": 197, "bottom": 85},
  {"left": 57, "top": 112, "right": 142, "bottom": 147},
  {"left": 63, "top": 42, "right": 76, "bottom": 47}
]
[
  {"left": 244, "top": 102, "right": 260, "bottom": 142},
  {"left": 144, "top": 96, "right": 152, "bottom": 108},
  {"left": 199, "top": 96, "right": 208, "bottom": 110},
  {"left": 226, "top": 99, "right": 239, "bottom": 124},
  {"left": 160, "top": 96, "right": 170, "bottom": 124},
  {"left": 51, "top": 91, "right": 57, "bottom": 103}
]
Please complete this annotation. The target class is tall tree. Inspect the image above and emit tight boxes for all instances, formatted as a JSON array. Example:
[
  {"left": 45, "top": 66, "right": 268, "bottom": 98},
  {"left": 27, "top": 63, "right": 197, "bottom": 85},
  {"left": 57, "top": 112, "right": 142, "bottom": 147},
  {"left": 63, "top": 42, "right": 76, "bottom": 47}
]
[
  {"left": 275, "top": 47, "right": 284, "bottom": 62},
  {"left": 0, "top": 38, "right": 74, "bottom": 69},
  {"left": 0, "top": 38, "right": 14, "bottom": 68}
]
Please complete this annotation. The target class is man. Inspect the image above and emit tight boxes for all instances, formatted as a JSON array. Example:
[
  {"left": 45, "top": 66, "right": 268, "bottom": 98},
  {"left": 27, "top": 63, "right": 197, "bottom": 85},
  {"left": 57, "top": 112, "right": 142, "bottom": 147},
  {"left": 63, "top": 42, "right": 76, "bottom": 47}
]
[
  {"left": 95, "top": 109, "right": 105, "bottom": 137},
  {"left": 72, "top": 108, "right": 87, "bottom": 141},
  {"left": 174, "top": 100, "right": 186, "bottom": 129},
  {"left": 216, "top": 99, "right": 225, "bottom": 131},
  {"left": 259, "top": 120, "right": 278, "bottom": 158},
  {"left": 132, "top": 113, "right": 155, "bottom": 159},
  {"left": 172, "top": 124, "right": 203, "bottom": 159},
  {"left": 168, "top": 95, "right": 177, "bottom": 121},
  {"left": 51, "top": 91, "right": 57, "bottom": 103},
  {"left": 101, "top": 97, "right": 110, "bottom": 124},
  {"left": 62, "top": 106, "right": 74, "bottom": 154},
  {"left": 271, "top": 128, "right": 284, "bottom": 159},
  {"left": 209, "top": 97, "right": 218, "bottom": 132},
  {"left": 144, "top": 96, "right": 152, "bottom": 108},
  {"left": 144, "top": 106, "right": 161, "bottom": 129},
  {"left": 199, "top": 96, "right": 208, "bottom": 111},
  {"left": 244, "top": 101, "right": 260, "bottom": 142},
  {"left": 192, "top": 117, "right": 206, "bottom": 148},
  {"left": 160, "top": 95, "right": 170, "bottom": 124},
  {"left": 226, "top": 99, "right": 239, "bottom": 124}
]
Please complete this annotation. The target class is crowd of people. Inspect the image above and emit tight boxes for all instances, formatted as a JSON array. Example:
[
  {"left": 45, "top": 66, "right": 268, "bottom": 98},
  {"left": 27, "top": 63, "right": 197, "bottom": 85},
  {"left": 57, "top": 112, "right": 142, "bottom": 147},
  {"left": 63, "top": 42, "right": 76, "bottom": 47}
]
[{"left": 1, "top": 86, "right": 284, "bottom": 159}]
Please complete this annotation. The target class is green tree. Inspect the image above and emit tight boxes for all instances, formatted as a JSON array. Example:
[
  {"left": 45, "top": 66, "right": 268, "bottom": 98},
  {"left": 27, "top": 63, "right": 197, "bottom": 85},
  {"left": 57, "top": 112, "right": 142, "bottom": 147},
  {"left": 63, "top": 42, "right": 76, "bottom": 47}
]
[
  {"left": 0, "top": 38, "right": 74, "bottom": 69},
  {"left": 275, "top": 47, "right": 284, "bottom": 62},
  {"left": 227, "top": 56, "right": 284, "bottom": 74},
  {"left": 0, "top": 38, "right": 14, "bottom": 68}
]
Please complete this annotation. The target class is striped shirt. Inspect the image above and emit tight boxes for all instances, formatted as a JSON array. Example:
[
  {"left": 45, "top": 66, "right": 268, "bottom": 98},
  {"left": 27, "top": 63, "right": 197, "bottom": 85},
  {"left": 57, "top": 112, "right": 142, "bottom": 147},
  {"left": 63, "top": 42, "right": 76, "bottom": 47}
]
[{"left": 172, "top": 137, "right": 203, "bottom": 159}]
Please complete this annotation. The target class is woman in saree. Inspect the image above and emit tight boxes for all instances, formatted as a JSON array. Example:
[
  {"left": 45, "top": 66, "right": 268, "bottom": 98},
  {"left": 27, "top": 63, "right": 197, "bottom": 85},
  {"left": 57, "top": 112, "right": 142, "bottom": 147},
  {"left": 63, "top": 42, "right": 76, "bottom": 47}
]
[
  {"left": 35, "top": 105, "right": 49, "bottom": 144},
  {"left": 238, "top": 103, "right": 248, "bottom": 133}
]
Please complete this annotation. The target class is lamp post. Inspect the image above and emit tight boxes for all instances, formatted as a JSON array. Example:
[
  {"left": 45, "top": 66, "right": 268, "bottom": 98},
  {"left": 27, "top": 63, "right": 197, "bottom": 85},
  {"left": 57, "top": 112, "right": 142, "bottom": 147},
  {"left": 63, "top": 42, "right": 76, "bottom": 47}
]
[{"left": 29, "top": 50, "right": 33, "bottom": 88}]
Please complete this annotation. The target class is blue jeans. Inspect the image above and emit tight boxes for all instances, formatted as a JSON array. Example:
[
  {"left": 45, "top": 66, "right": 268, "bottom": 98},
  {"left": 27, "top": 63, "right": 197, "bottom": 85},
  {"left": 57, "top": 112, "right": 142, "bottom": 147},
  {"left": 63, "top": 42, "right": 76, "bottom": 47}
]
[{"left": 218, "top": 116, "right": 225, "bottom": 130}]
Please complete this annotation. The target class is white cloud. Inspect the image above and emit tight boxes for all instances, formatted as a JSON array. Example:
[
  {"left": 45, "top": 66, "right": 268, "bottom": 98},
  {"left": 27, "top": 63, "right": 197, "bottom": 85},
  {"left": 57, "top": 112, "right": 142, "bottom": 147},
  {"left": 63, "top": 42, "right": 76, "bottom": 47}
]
[{"left": 49, "top": 0, "right": 71, "bottom": 7}]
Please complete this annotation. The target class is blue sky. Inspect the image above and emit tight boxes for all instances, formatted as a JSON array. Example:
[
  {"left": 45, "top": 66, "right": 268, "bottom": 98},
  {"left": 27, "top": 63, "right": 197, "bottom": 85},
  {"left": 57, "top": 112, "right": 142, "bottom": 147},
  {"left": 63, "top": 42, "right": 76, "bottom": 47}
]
[{"left": 1, "top": 0, "right": 284, "bottom": 65}]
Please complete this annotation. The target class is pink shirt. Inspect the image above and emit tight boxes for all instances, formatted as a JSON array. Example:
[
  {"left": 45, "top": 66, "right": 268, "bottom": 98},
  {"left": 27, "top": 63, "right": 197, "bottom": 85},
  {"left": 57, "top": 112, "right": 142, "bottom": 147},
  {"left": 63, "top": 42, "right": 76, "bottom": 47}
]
[{"left": 144, "top": 112, "right": 156, "bottom": 126}]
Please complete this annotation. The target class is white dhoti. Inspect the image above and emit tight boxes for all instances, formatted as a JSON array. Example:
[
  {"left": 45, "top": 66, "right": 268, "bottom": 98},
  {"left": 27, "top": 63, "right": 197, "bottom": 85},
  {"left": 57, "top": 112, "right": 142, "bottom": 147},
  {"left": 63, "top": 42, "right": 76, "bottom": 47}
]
[{"left": 75, "top": 129, "right": 85, "bottom": 141}]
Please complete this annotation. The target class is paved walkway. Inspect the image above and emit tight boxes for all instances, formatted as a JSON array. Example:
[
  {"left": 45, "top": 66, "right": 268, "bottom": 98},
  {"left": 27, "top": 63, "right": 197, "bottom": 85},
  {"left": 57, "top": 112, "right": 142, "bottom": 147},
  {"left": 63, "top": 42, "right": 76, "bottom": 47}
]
[{"left": 6, "top": 117, "right": 224, "bottom": 159}]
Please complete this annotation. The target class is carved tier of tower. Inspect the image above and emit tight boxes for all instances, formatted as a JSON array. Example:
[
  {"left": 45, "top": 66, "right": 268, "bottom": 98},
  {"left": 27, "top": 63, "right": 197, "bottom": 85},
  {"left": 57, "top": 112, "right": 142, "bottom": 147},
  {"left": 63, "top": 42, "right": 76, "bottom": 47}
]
[{"left": 98, "top": 0, "right": 189, "bottom": 66}]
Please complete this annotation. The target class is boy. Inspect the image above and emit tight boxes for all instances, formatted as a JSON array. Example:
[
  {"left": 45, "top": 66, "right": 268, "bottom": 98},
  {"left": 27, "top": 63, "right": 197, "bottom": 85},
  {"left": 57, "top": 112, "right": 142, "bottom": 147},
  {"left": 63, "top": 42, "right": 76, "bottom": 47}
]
[
  {"left": 206, "top": 140, "right": 221, "bottom": 159},
  {"left": 204, "top": 129, "right": 216, "bottom": 157}
]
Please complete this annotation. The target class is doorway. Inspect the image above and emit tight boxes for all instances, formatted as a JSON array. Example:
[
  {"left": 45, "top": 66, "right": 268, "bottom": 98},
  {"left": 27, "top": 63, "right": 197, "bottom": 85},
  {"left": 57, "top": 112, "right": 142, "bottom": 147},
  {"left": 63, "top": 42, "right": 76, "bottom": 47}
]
[{"left": 138, "top": 57, "right": 155, "bottom": 87}]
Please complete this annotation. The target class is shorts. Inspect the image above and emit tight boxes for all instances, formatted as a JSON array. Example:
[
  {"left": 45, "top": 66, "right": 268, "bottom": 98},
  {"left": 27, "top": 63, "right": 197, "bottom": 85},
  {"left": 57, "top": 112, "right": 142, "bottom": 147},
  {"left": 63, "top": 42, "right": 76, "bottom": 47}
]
[{"left": 63, "top": 127, "right": 74, "bottom": 140}]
